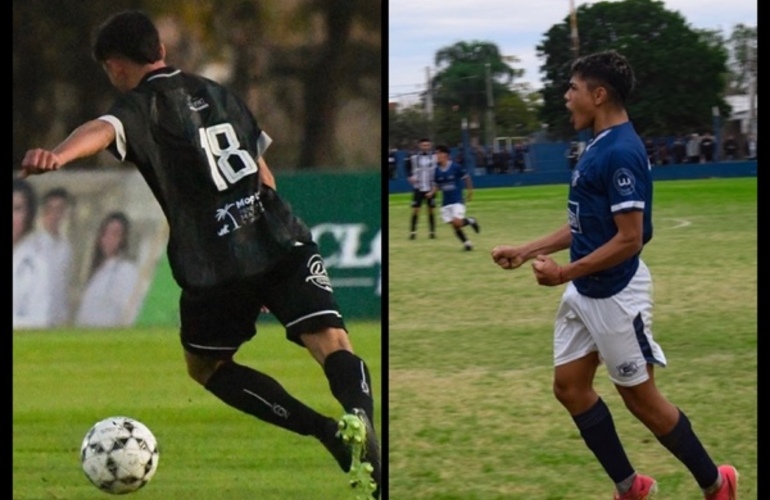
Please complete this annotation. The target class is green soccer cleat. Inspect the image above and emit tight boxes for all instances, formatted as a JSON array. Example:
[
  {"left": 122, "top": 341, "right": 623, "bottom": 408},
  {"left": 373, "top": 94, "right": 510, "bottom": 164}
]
[{"left": 338, "top": 411, "right": 380, "bottom": 499}]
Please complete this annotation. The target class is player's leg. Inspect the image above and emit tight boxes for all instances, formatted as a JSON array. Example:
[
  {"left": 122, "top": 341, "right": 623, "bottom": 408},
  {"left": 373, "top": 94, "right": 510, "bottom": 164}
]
[
  {"left": 266, "top": 243, "right": 380, "bottom": 497},
  {"left": 179, "top": 284, "right": 339, "bottom": 446},
  {"left": 604, "top": 258, "right": 736, "bottom": 499},
  {"left": 410, "top": 190, "right": 421, "bottom": 239},
  {"left": 427, "top": 197, "right": 436, "bottom": 238},
  {"left": 446, "top": 203, "right": 473, "bottom": 250},
  {"left": 554, "top": 285, "right": 655, "bottom": 499}
]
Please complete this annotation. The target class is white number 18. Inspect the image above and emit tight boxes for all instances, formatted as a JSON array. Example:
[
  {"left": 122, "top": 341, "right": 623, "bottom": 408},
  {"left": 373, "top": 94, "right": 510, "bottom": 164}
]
[{"left": 199, "top": 123, "right": 258, "bottom": 191}]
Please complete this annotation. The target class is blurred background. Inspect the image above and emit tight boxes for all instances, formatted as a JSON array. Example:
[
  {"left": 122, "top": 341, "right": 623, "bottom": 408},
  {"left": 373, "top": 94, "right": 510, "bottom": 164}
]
[{"left": 13, "top": 0, "right": 382, "bottom": 170}]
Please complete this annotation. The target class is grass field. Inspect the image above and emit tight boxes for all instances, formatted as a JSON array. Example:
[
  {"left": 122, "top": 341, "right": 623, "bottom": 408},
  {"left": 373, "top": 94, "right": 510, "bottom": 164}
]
[
  {"left": 388, "top": 177, "right": 756, "bottom": 499},
  {"left": 13, "top": 321, "right": 382, "bottom": 499}
]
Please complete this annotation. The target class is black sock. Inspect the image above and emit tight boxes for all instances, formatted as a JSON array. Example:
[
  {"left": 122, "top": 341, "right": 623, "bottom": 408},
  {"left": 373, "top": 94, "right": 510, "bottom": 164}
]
[
  {"left": 429, "top": 213, "right": 435, "bottom": 232},
  {"left": 205, "top": 361, "right": 329, "bottom": 438},
  {"left": 656, "top": 410, "right": 719, "bottom": 490},
  {"left": 572, "top": 398, "right": 635, "bottom": 483},
  {"left": 410, "top": 214, "right": 417, "bottom": 232},
  {"left": 454, "top": 228, "right": 467, "bottom": 242},
  {"left": 323, "top": 350, "right": 374, "bottom": 421},
  {"left": 462, "top": 218, "right": 471, "bottom": 227}
]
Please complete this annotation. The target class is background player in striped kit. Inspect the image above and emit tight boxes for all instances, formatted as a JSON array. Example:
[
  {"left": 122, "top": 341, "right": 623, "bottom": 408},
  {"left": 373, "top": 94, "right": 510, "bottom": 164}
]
[{"left": 407, "top": 137, "right": 437, "bottom": 239}]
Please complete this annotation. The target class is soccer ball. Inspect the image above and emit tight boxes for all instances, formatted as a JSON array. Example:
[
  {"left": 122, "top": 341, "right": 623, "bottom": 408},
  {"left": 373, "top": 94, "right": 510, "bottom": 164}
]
[{"left": 80, "top": 416, "right": 160, "bottom": 495}]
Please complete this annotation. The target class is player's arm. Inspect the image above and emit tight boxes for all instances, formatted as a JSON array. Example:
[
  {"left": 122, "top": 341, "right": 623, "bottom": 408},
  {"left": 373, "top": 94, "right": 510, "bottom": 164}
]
[
  {"left": 257, "top": 157, "right": 277, "bottom": 190},
  {"left": 20, "top": 119, "right": 116, "bottom": 178},
  {"left": 558, "top": 210, "right": 643, "bottom": 282}
]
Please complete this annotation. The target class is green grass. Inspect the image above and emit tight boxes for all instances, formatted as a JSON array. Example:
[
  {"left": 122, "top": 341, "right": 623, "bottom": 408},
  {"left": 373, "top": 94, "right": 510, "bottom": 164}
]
[
  {"left": 13, "top": 321, "right": 381, "bottom": 500},
  {"left": 389, "top": 178, "right": 756, "bottom": 499}
]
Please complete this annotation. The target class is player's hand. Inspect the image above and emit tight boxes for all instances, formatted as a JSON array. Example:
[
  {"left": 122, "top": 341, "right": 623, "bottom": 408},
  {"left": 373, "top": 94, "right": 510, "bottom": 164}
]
[
  {"left": 531, "top": 255, "right": 563, "bottom": 286},
  {"left": 491, "top": 245, "right": 526, "bottom": 270},
  {"left": 20, "top": 149, "right": 62, "bottom": 178}
]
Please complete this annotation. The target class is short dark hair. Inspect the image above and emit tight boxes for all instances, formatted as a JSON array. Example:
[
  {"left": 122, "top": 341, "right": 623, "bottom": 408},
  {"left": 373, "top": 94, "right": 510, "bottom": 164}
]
[
  {"left": 570, "top": 50, "right": 636, "bottom": 104},
  {"left": 418, "top": 138, "right": 431, "bottom": 144},
  {"left": 92, "top": 10, "right": 162, "bottom": 64},
  {"left": 13, "top": 178, "right": 37, "bottom": 235},
  {"left": 41, "top": 187, "right": 71, "bottom": 205},
  {"left": 435, "top": 144, "right": 450, "bottom": 154}
]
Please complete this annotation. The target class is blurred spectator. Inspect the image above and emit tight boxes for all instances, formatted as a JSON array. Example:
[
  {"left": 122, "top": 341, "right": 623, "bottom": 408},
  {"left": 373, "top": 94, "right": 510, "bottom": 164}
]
[
  {"left": 671, "top": 136, "right": 686, "bottom": 164},
  {"left": 722, "top": 134, "right": 739, "bottom": 161},
  {"left": 566, "top": 141, "right": 580, "bottom": 170},
  {"left": 513, "top": 140, "right": 528, "bottom": 173},
  {"left": 32, "top": 187, "right": 74, "bottom": 326},
  {"left": 686, "top": 133, "right": 701, "bottom": 164},
  {"left": 644, "top": 137, "right": 657, "bottom": 165},
  {"left": 388, "top": 148, "right": 397, "bottom": 179},
  {"left": 13, "top": 179, "right": 52, "bottom": 329},
  {"left": 699, "top": 131, "right": 715, "bottom": 162},
  {"left": 656, "top": 138, "right": 670, "bottom": 165},
  {"left": 74, "top": 212, "right": 140, "bottom": 328},
  {"left": 745, "top": 134, "right": 757, "bottom": 160}
]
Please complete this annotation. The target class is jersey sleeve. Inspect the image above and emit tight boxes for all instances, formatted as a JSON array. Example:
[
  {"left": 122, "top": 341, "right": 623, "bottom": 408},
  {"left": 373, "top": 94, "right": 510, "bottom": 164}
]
[
  {"left": 604, "top": 147, "right": 649, "bottom": 215},
  {"left": 97, "top": 93, "right": 144, "bottom": 163}
]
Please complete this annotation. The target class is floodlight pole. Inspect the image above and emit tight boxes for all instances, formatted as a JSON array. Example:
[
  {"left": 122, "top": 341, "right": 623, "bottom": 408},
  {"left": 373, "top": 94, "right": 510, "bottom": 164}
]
[{"left": 570, "top": 0, "right": 580, "bottom": 59}]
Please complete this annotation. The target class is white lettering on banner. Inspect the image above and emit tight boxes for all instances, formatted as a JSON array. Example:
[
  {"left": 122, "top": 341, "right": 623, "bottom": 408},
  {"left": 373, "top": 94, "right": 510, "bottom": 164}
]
[{"left": 310, "top": 224, "right": 381, "bottom": 269}]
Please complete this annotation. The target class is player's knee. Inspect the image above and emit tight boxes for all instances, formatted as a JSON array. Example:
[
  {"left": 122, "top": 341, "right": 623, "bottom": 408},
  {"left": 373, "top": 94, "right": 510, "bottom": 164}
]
[
  {"left": 301, "top": 327, "right": 352, "bottom": 362},
  {"left": 184, "top": 351, "right": 224, "bottom": 386}
]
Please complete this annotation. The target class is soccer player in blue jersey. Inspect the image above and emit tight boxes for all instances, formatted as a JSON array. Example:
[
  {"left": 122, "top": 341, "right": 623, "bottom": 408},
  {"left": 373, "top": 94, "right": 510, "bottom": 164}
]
[
  {"left": 19, "top": 10, "right": 379, "bottom": 499},
  {"left": 430, "top": 144, "right": 479, "bottom": 250},
  {"left": 490, "top": 50, "right": 737, "bottom": 500}
]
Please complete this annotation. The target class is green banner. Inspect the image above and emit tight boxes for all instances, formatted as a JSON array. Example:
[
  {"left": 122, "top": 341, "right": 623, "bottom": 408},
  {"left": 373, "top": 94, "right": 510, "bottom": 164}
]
[{"left": 136, "top": 171, "right": 381, "bottom": 326}]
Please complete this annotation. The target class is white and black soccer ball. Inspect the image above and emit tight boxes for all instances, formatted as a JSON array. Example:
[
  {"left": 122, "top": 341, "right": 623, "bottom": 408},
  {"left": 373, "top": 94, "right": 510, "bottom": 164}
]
[{"left": 80, "top": 416, "right": 159, "bottom": 495}]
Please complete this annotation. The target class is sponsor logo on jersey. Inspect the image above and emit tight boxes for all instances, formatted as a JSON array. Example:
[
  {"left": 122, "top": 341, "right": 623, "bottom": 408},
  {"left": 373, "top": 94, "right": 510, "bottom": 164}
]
[
  {"left": 215, "top": 194, "right": 263, "bottom": 236},
  {"left": 187, "top": 96, "right": 209, "bottom": 111},
  {"left": 305, "top": 254, "right": 334, "bottom": 292},
  {"left": 567, "top": 200, "right": 582, "bottom": 233}
]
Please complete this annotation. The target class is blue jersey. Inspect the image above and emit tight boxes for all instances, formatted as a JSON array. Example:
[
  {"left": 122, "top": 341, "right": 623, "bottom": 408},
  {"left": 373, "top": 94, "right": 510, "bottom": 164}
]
[
  {"left": 434, "top": 161, "right": 467, "bottom": 206},
  {"left": 568, "top": 122, "right": 653, "bottom": 298}
]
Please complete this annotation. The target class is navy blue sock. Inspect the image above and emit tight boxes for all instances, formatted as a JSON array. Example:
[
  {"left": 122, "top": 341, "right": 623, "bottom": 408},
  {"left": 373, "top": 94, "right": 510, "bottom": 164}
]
[
  {"left": 454, "top": 228, "right": 467, "bottom": 242},
  {"left": 205, "top": 361, "right": 328, "bottom": 437},
  {"left": 656, "top": 410, "right": 719, "bottom": 489},
  {"left": 572, "top": 398, "right": 635, "bottom": 483},
  {"left": 323, "top": 350, "right": 375, "bottom": 421}
]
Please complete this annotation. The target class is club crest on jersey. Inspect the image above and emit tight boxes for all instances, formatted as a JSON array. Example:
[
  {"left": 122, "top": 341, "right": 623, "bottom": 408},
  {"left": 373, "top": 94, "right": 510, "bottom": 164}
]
[
  {"left": 613, "top": 168, "right": 636, "bottom": 196},
  {"left": 306, "top": 254, "right": 333, "bottom": 292}
]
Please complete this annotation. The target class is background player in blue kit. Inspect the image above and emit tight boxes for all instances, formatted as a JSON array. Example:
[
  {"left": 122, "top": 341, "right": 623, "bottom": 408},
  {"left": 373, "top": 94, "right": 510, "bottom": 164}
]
[
  {"left": 19, "top": 10, "right": 380, "bottom": 499},
  {"left": 430, "top": 144, "right": 479, "bottom": 251},
  {"left": 490, "top": 50, "right": 737, "bottom": 500}
]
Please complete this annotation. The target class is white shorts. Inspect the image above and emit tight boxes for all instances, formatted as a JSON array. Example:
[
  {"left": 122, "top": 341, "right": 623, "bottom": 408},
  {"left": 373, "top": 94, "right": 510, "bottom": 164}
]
[
  {"left": 553, "top": 259, "right": 666, "bottom": 387},
  {"left": 440, "top": 203, "right": 466, "bottom": 223}
]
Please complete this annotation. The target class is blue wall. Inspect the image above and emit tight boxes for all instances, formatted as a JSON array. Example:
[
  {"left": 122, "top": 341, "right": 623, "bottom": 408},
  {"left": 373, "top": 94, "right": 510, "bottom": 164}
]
[{"left": 388, "top": 159, "right": 757, "bottom": 193}]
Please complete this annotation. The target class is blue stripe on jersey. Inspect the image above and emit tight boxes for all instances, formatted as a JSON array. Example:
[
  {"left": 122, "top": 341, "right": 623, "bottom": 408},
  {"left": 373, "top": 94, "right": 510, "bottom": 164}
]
[
  {"left": 568, "top": 122, "right": 653, "bottom": 298},
  {"left": 434, "top": 161, "right": 467, "bottom": 206}
]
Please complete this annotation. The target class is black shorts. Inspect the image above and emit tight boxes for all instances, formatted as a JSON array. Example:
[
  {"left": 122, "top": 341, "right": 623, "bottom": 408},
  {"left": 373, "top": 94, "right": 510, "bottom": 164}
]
[
  {"left": 410, "top": 189, "right": 436, "bottom": 208},
  {"left": 179, "top": 242, "right": 346, "bottom": 359}
]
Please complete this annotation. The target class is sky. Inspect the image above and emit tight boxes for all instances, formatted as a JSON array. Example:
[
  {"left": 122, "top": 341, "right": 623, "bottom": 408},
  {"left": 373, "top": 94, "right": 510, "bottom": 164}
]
[{"left": 388, "top": 0, "right": 757, "bottom": 105}]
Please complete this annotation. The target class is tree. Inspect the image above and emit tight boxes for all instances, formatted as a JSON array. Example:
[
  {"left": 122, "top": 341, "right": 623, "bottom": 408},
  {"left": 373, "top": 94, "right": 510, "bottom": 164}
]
[
  {"left": 725, "top": 23, "right": 757, "bottom": 95},
  {"left": 430, "top": 41, "right": 524, "bottom": 142},
  {"left": 536, "top": 0, "right": 729, "bottom": 139}
]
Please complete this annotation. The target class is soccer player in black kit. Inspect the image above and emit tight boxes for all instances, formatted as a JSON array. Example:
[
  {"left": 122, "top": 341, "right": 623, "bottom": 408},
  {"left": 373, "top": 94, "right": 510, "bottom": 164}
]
[{"left": 20, "top": 10, "right": 380, "bottom": 499}]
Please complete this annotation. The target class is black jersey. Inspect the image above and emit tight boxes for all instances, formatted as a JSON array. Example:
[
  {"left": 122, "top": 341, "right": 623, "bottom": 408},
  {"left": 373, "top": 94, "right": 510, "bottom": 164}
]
[{"left": 99, "top": 66, "right": 312, "bottom": 288}]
